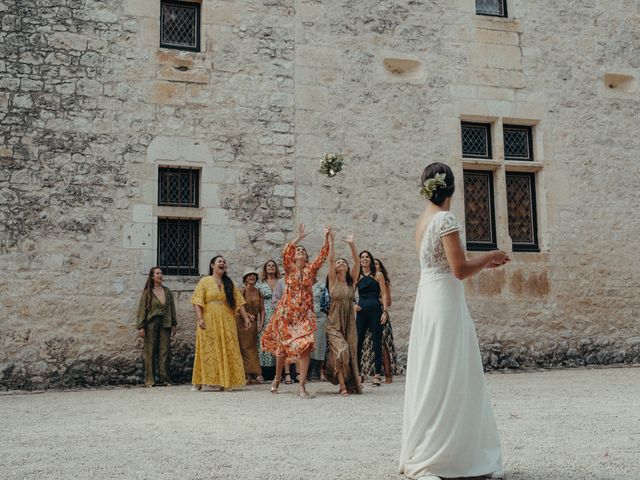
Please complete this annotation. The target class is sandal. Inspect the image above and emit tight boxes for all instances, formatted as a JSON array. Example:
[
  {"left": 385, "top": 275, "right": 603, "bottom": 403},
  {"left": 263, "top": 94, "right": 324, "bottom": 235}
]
[
  {"left": 372, "top": 375, "right": 382, "bottom": 387},
  {"left": 284, "top": 373, "right": 292, "bottom": 384},
  {"left": 256, "top": 375, "right": 264, "bottom": 384},
  {"left": 298, "top": 385, "right": 310, "bottom": 398},
  {"left": 338, "top": 388, "right": 350, "bottom": 397},
  {"left": 385, "top": 374, "right": 393, "bottom": 384},
  {"left": 270, "top": 379, "right": 280, "bottom": 394}
]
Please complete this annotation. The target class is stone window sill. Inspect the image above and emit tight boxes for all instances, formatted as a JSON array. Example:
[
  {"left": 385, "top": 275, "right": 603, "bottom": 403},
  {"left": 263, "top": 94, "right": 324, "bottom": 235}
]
[{"left": 474, "top": 16, "right": 522, "bottom": 33}]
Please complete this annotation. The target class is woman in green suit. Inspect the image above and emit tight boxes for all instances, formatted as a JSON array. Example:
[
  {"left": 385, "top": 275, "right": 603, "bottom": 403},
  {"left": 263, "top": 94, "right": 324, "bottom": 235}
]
[{"left": 136, "top": 267, "right": 177, "bottom": 387}]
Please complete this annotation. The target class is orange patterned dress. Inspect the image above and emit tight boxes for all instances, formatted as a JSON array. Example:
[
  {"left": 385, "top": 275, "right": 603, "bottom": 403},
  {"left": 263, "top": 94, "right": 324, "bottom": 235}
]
[{"left": 261, "top": 241, "right": 329, "bottom": 360}]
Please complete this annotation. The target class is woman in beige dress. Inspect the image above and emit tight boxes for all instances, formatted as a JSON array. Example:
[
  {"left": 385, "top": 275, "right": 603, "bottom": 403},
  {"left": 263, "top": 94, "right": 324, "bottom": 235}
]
[
  {"left": 325, "top": 230, "right": 362, "bottom": 396},
  {"left": 238, "top": 270, "right": 265, "bottom": 384}
]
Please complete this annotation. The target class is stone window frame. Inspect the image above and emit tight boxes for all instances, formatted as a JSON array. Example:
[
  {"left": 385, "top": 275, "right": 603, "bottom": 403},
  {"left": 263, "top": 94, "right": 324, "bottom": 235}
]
[
  {"left": 461, "top": 121, "right": 493, "bottom": 159},
  {"left": 158, "top": 166, "right": 200, "bottom": 207},
  {"left": 463, "top": 169, "right": 499, "bottom": 251},
  {"left": 458, "top": 116, "right": 547, "bottom": 253},
  {"left": 505, "top": 171, "right": 539, "bottom": 252},
  {"left": 157, "top": 217, "right": 201, "bottom": 276},
  {"left": 155, "top": 164, "right": 204, "bottom": 276},
  {"left": 475, "top": 0, "right": 508, "bottom": 18},
  {"left": 159, "top": 0, "right": 202, "bottom": 52}
]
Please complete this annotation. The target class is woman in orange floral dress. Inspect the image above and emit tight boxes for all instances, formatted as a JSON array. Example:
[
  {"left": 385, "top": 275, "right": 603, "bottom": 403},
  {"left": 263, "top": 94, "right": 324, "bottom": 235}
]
[{"left": 261, "top": 223, "right": 331, "bottom": 398}]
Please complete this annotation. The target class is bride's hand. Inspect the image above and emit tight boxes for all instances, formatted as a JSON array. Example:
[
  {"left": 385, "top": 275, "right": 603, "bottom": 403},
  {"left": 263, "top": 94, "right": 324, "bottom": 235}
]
[{"left": 488, "top": 250, "right": 510, "bottom": 268}]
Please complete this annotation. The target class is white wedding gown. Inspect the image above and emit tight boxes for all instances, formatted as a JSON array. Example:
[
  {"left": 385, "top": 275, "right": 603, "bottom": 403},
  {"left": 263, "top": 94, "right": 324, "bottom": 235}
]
[{"left": 398, "top": 211, "right": 503, "bottom": 479}]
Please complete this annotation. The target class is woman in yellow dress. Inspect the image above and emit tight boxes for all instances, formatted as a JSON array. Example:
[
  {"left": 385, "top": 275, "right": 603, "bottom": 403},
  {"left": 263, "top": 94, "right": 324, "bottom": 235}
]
[{"left": 191, "top": 255, "right": 255, "bottom": 391}]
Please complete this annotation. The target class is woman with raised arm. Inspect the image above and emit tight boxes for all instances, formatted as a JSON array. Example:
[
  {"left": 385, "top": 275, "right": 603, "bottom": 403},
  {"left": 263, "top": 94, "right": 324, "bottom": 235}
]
[
  {"left": 399, "top": 162, "right": 509, "bottom": 480},
  {"left": 191, "top": 256, "right": 255, "bottom": 392},
  {"left": 355, "top": 250, "right": 390, "bottom": 387},
  {"left": 261, "top": 224, "right": 331, "bottom": 398},
  {"left": 325, "top": 230, "right": 362, "bottom": 395}
]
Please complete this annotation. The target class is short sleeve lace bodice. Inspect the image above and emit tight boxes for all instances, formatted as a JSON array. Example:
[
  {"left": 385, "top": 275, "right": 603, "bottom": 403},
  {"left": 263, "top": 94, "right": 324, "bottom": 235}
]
[{"left": 419, "top": 211, "right": 462, "bottom": 274}]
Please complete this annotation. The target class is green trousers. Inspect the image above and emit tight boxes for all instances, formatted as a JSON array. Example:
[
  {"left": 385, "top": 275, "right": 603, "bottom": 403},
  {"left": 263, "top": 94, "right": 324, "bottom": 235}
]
[{"left": 143, "top": 317, "right": 172, "bottom": 385}]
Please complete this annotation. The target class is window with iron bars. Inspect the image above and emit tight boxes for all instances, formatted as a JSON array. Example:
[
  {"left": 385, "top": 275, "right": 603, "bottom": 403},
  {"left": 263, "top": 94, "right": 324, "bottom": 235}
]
[
  {"left": 462, "top": 122, "right": 493, "bottom": 159},
  {"left": 160, "top": 0, "right": 201, "bottom": 52},
  {"left": 157, "top": 218, "right": 200, "bottom": 276},
  {"left": 504, "top": 125, "right": 534, "bottom": 161},
  {"left": 158, "top": 167, "right": 200, "bottom": 207},
  {"left": 475, "top": 0, "right": 507, "bottom": 18},
  {"left": 506, "top": 172, "right": 539, "bottom": 251},
  {"left": 463, "top": 170, "right": 497, "bottom": 251}
]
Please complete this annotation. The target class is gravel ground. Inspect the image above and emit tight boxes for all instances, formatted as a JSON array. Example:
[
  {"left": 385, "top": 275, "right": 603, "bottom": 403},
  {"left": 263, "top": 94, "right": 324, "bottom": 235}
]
[{"left": 1, "top": 367, "right": 638, "bottom": 480}]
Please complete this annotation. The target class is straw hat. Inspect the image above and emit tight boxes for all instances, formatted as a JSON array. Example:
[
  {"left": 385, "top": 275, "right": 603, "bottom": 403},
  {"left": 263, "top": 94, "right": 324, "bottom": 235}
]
[{"left": 242, "top": 270, "right": 259, "bottom": 283}]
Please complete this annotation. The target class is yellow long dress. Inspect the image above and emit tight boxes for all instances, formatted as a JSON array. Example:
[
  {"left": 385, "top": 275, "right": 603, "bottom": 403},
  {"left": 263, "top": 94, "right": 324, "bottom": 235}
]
[{"left": 191, "top": 277, "right": 246, "bottom": 388}]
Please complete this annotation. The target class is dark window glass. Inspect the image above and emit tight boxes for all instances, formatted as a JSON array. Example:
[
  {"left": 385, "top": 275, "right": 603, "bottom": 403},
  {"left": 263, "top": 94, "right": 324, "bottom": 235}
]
[
  {"left": 157, "top": 218, "right": 200, "bottom": 276},
  {"left": 462, "top": 122, "right": 492, "bottom": 159},
  {"left": 160, "top": 0, "right": 201, "bottom": 52},
  {"left": 475, "top": 0, "right": 507, "bottom": 17},
  {"left": 158, "top": 167, "right": 199, "bottom": 207},
  {"left": 506, "top": 172, "right": 539, "bottom": 251},
  {"left": 463, "top": 170, "right": 497, "bottom": 251},
  {"left": 504, "top": 125, "right": 534, "bottom": 161}
]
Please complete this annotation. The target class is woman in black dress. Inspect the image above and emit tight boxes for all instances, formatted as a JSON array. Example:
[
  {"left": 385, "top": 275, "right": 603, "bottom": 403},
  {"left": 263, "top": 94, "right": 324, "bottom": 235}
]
[{"left": 355, "top": 250, "right": 389, "bottom": 387}]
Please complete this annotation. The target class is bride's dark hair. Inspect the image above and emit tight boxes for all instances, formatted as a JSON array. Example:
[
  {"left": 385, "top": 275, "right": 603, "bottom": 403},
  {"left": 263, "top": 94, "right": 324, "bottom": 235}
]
[{"left": 421, "top": 162, "right": 455, "bottom": 206}]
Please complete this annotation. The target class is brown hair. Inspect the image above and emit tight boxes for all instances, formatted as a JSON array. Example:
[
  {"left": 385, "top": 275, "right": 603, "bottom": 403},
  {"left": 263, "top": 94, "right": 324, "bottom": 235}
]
[
  {"left": 259, "top": 259, "right": 281, "bottom": 281},
  {"left": 142, "top": 266, "right": 162, "bottom": 312}
]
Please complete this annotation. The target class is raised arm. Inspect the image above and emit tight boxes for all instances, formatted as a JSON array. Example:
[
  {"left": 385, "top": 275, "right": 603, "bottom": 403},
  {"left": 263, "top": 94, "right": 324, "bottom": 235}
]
[
  {"left": 309, "top": 225, "right": 331, "bottom": 274},
  {"left": 327, "top": 228, "right": 337, "bottom": 290},
  {"left": 283, "top": 223, "right": 311, "bottom": 273},
  {"left": 343, "top": 232, "right": 360, "bottom": 283}
]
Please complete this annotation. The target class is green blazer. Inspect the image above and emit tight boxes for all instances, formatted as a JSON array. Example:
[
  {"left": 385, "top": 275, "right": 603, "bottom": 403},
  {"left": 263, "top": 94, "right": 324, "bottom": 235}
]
[{"left": 136, "top": 286, "right": 177, "bottom": 329}]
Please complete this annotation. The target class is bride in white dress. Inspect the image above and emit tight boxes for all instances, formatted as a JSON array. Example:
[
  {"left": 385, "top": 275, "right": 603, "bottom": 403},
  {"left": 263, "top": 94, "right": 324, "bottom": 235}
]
[{"left": 399, "top": 162, "right": 510, "bottom": 480}]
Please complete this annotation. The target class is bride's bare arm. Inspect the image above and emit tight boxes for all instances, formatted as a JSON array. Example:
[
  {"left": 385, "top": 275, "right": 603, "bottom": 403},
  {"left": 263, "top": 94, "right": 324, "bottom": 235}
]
[{"left": 442, "top": 232, "right": 510, "bottom": 280}]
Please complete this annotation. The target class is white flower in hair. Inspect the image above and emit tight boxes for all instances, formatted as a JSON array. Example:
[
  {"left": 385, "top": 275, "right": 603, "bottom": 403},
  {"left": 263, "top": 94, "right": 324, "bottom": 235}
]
[{"left": 420, "top": 172, "right": 447, "bottom": 200}]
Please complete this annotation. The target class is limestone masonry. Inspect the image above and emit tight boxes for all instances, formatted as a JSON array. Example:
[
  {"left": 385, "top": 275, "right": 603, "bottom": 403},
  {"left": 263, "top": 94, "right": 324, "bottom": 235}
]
[{"left": 1, "top": 0, "right": 639, "bottom": 389}]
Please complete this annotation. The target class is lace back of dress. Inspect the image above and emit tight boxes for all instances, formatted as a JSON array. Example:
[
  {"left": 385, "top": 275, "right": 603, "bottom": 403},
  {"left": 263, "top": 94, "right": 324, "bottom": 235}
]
[{"left": 420, "top": 212, "right": 456, "bottom": 275}]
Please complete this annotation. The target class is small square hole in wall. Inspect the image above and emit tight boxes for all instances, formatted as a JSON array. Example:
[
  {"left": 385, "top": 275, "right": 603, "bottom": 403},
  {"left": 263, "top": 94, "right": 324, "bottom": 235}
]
[{"left": 603, "top": 73, "right": 636, "bottom": 93}]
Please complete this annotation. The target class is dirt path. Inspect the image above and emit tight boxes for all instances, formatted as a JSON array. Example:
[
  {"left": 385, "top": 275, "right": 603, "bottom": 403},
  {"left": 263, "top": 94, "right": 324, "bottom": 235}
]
[{"left": 1, "top": 367, "right": 638, "bottom": 479}]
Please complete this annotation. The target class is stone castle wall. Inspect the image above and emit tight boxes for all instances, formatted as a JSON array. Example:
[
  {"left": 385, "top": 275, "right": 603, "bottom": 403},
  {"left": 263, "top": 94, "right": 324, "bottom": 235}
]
[{"left": 1, "top": 0, "right": 639, "bottom": 389}]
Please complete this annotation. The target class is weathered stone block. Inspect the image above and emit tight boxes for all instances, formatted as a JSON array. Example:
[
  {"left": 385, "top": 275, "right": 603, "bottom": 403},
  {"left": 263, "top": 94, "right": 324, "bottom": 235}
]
[
  {"left": 157, "top": 65, "right": 209, "bottom": 84},
  {"left": 486, "top": 45, "right": 522, "bottom": 70}
]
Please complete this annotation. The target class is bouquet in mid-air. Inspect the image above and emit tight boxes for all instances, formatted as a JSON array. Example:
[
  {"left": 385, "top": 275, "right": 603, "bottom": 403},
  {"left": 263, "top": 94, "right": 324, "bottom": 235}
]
[{"left": 319, "top": 153, "right": 344, "bottom": 178}]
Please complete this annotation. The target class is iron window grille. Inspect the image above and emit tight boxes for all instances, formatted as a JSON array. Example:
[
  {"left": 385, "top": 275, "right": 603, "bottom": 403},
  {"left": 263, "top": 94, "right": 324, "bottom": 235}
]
[
  {"left": 475, "top": 0, "right": 507, "bottom": 17},
  {"left": 463, "top": 170, "right": 497, "bottom": 251},
  {"left": 506, "top": 172, "right": 539, "bottom": 252},
  {"left": 158, "top": 167, "right": 200, "bottom": 207},
  {"left": 160, "top": 0, "right": 201, "bottom": 52},
  {"left": 504, "top": 125, "right": 534, "bottom": 161},
  {"left": 461, "top": 122, "right": 492, "bottom": 159},
  {"left": 158, "top": 218, "right": 200, "bottom": 276}
]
